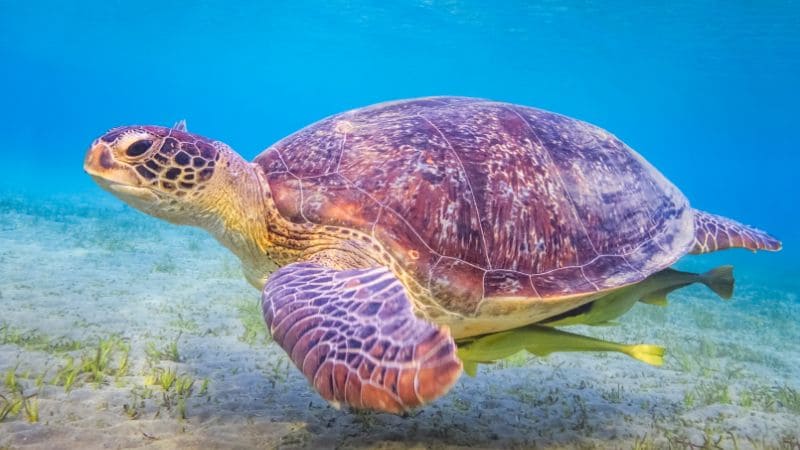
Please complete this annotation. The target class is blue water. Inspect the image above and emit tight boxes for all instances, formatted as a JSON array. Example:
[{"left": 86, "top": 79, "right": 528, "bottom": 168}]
[
  {"left": 1, "top": 2, "right": 800, "bottom": 446},
  {"left": 3, "top": 1, "right": 798, "bottom": 277}
]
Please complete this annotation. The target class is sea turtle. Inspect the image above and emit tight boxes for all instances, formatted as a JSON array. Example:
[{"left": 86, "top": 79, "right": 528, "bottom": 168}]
[{"left": 83, "top": 97, "right": 781, "bottom": 413}]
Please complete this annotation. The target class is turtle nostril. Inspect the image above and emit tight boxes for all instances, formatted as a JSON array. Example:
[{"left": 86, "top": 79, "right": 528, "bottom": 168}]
[
  {"left": 84, "top": 141, "right": 145, "bottom": 189},
  {"left": 98, "top": 147, "right": 115, "bottom": 169},
  {"left": 84, "top": 144, "right": 113, "bottom": 175}
]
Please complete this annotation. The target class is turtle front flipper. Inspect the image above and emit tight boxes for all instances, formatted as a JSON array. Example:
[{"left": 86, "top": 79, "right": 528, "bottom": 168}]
[
  {"left": 262, "top": 262, "right": 462, "bottom": 414},
  {"left": 691, "top": 209, "right": 781, "bottom": 254}
]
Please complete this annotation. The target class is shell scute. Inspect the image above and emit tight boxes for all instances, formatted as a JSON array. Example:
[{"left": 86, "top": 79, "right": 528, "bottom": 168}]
[
  {"left": 301, "top": 174, "right": 381, "bottom": 228},
  {"left": 483, "top": 270, "right": 539, "bottom": 299},
  {"left": 427, "top": 258, "right": 485, "bottom": 312},
  {"left": 335, "top": 114, "right": 489, "bottom": 268},
  {"left": 372, "top": 206, "right": 437, "bottom": 274},
  {"left": 267, "top": 172, "right": 306, "bottom": 224}
]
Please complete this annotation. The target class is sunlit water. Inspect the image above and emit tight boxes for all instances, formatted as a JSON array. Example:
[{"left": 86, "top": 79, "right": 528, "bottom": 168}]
[{"left": 1, "top": 1, "right": 798, "bottom": 448}]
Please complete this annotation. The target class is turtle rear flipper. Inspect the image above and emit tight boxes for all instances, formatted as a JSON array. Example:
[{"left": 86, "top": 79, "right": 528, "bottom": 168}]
[
  {"left": 691, "top": 209, "right": 781, "bottom": 254},
  {"left": 262, "top": 262, "right": 462, "bottom": 414}
]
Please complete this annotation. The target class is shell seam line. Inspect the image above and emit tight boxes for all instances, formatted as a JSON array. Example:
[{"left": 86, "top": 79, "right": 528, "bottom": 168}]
[{"left": 416, "top": 113, "right": 493, "bottom": 271}]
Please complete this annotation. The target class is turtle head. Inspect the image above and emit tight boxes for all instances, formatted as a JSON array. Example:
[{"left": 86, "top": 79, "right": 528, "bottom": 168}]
[
  {"left": 84, "top": 122, "right": 229, "bottom": 225},
  {"left": 86, "top": 121, "right": 284, "bottom": 283}
]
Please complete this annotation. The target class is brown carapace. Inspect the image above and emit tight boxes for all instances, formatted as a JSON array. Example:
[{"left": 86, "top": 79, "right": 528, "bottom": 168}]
[
  {"left": 84, "top": 97, "right": 782, "bottom": 415},
  {"left": 256, "top": 97, "right": 780, "bottom": 321}
]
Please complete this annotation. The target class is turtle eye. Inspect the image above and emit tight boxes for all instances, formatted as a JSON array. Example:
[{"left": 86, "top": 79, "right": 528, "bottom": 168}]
[{"left": 126, "top": 139, "right": 153, "bottom": 157}]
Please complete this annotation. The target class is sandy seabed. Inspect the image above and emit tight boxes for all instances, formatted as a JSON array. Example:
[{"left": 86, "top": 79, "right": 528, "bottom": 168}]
[{"left": 0, "top": 193, "right": 799, "bottom": 450}]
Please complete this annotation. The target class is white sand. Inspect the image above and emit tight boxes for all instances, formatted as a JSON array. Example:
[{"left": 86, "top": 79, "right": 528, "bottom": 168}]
[{"left": 1, "top": 193, "right": 799, "bottom": 449}]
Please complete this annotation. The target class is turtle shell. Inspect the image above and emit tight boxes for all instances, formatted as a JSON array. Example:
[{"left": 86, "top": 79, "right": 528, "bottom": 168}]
[{"left": 254, "top": 97, "right": 694, "bottom": 315}]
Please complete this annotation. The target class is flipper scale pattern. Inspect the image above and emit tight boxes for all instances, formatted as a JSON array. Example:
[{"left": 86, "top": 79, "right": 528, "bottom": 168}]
[{"left": 262, "top": 262, "right": 462, "bottom": 413}]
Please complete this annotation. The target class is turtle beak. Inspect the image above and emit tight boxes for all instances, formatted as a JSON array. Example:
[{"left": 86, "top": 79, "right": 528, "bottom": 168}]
[{"left": 84, "top": 143, "right": 156, "bottom": 201}]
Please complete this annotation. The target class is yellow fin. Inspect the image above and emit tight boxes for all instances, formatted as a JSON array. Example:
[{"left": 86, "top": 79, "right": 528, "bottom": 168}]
[
  {"left": 462, "top": 360, "right": 478, "bottom": 377},
  {"left": 623, "top": 344, "right": 665, "bottom": 366},
  {"left": 640, "top": 291, "right": 669, "bottom": 306},
  {"left": 457, "top": 325, "right": 665, "bottom": 370},
  {"left": 701, "top": 265, "right": 734, "bottom": 300}
]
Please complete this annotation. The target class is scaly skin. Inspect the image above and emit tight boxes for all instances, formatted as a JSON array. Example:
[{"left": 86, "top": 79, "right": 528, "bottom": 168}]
[
  {"left": 84, "top": 124, "right": 333, "bottom": 285},
  {"left": 83, "top": 106, "right": 782, "bottom": 339},
  {"left": 82, "top": 124, "right": 478, "bottom": 332},
  {"left": 690, "top": 210, "right": 781, "bottom": 254},
  {"left": 84, "top": 98, "right": 782, "bottom": 413},
  {"left": 263, "top": 263, "right": 461, "bottom": 413},
  {"left": 83, "top": 123, "right": 467, "bottom": 412},
  {"left": 83, "top": 126, "right": 608, "bottom": 339}
]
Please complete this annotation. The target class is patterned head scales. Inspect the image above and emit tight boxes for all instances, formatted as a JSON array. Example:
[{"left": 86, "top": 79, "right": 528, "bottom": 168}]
[{"left": 84, "top": 122, "right": 224, "bottom": 222}]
